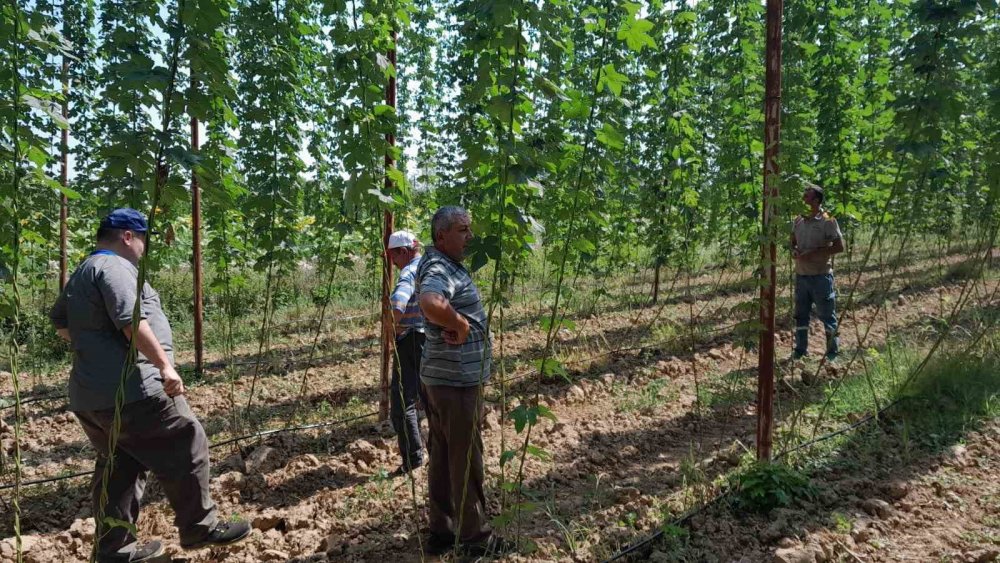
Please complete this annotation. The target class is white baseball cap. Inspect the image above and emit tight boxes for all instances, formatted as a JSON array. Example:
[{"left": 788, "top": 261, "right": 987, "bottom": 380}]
[{"left": 387, "top": 230, "right": 419, "bottom": 250}]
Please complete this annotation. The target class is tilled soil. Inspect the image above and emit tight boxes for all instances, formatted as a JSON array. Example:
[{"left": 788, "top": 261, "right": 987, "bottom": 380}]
[{"left": 1, "top": 250, "right": 998, "bottom": 563}]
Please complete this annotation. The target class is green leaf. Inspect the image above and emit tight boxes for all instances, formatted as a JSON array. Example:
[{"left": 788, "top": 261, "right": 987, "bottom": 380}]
[
  {"left": 571, "top": 238, "right": 597, "bottom": 253},
  {"left": 596, "top": 122, "right": 625, "bottom": 150},
  {"left": 535, "top": 404, "right": 557, "bottom": 422},
  {"left": 103, "top": 517, "right": 138, "bottom": 536},
  {"left": 536, "top": 358, "right": 569, "bottom": 381},
  {"left": 500, "top": 449, "right": 517, "bottom": 466},
  {"left": 373, "top": 104, "right": 396, "bottom": 116},
  {"left": 617, "top": 17, "right": 656, "bottom": 52},
  {"left": 525, "top": 445, "right": 551, "bottom": 461},
  {"left": 598, "top": 64, "right": 627, "bottom": 97}
]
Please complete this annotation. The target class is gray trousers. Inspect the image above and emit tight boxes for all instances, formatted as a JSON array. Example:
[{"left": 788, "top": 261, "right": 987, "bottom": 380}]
[
  {"left": 422, "top": 383, "right": 490, "bottom": 543},
  {"left": 75, "top": 393, "right": 217, "bottom": 562},
  {"left": 390, "top": 331, "right": 426, "bottom": 469}
]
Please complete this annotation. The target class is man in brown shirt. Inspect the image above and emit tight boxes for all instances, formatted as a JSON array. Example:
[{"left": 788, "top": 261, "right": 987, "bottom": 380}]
[{"left": 791, "top": 184, "right": 845, "bottom": 360}]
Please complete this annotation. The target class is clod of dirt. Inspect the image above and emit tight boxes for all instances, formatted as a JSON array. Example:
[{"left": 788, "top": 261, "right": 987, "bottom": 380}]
[
  {"left": 68, "top": 518, "right": 94, "bottom": 541},
  {"left": 970, "top": 548, "right": 1000, "bottom": 563},
  {"left": 763, "top": 519, "right": 792, "bottom": 544},
  {"left": 216, "top": 471, "right": 247, "bottom": 493},
  {"left": 261, "top": 548, "right": 290, "bottom": 561},
  {"left": 883, "top": 480, "right": 910, "bottom": 500},
  {"left": 599, "top": 373, "right": 616, "bottom": 388},
  {"left": 947, "top": 444, "right": 969, "bottom": 466},
  {"left": 347, "top": 439, "right": 380, "bottom": 464},
  {"left": 0, "top": 535, "right": 39, "bottom": 559},
  {"left": 483, "top": 410, "right": 500, "bottom": 430},
  {"left": 567, "top": 385, "right": 586, "bottom": 402},
  {"left": 851, "top": 519, "right": 876, "bottom": 543},
  {"left": 613, "top": 486, "right": 641, "bottom": 503},
  {"left": 773, "top": 544, "right": 821, "bottom": 563},
  {"left": 777, "top": 537, "right": 798, "bottom": 548},
  {"left": 897, "top": 295, "right": 907, "bottom": 306},
  {"left": 861, "top": 498, "right": 893, "bottom": 519},
  {"left": 219, "top": 452, "right": 246, "bottom": 473},
  {"left": 801, "top": 369, "right": 819, "bottom": 386},
  {"left": 246, "top": 445, "right": 281, "bottom": 475}
]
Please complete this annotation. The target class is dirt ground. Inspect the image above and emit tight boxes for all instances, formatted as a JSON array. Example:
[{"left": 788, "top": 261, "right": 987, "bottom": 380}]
[{"left": 1, "top": 248, "right": 998, "bottom": 562}]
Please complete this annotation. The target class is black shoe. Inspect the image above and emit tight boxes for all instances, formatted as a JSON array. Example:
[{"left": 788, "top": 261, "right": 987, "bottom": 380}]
[
  {"left": 181, "top": 520, "right": 251, "bottom": 550},
  {"left": 424, "top": 532, "right": 456, "bottom": 556},
  {"left": 390, "top": 459, "right": 424, "bottom": 477},
  {"left": 130, "top": 540, "right": 165, "bottom": 562},
  {"left": 461, "top": 535, "right": 517, "bottom": 557}
]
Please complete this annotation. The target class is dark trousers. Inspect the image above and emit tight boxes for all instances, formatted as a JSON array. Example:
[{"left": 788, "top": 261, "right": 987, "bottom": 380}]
[
  {"left": 794, "top": 273, "right": 839, "bottom": 357},
  {"left": 390, "top": 331, "right": 426, "bottom": 468},
  {"left": 75, "top": 393, "right": 217, "bottom": 562},
  {"left": 421, "top": 382, "right": 490, "bottom": 543}
]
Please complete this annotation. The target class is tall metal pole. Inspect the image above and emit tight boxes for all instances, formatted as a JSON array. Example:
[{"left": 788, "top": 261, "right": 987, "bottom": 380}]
[
  {"left": 58, "top": 52, "right": 69, "bottom": 290},
  {"left": 756, "top": 0, "right": 783, "bottom": 461},
  {"left": 191, "top": 109, "right": 204, "bottom": 376},
  {"left": 378, "top": 31, "right": 398, "bottom": 422}
]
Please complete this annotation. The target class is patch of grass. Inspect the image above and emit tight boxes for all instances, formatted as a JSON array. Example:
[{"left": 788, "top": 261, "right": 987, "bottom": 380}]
[
  {"left": 892, "top": 350, "right": 1000, "bottom": 447},
  {"left": 809, "top": 346, "right": 912, "bottom": 422},
  {"left": 830, "top": 511, "right": 852, "bottom": 534},
  {"left": 615, "top": 378, "right": 677, "bottom": 414},
  {"left": 960, "top": 529, "right": 1000, "bottom": 546},
  {"left": 697, "top": 369, "right": 755, "bottom": 410}
]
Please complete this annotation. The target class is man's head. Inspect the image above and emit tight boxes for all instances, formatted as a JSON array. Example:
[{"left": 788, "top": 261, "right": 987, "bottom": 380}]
[
  {"left": 803, "top": 183, "right": 824, "bottom": 209},
  {"left": 387, "top": 230, "right": 421, "bottom": 269},
  {"left": 431, "top": 206, "right": 472, "bottom": 262},
  {"left": 96, "top": 208, "right": 154, "bottom": 264}
]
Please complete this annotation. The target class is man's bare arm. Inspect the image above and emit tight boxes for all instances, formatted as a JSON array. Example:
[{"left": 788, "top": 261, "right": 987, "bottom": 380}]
[
  {"left": 392, "top": 309, "right": 405, "bottom": 335},
  {"left": 419, "top": 293, "right": 469, "bottom": 345},
  {"left": 56, "top": 328, "right": 71, "bottom": 342},
  {"left": 800, "top": 238, "right": 845, "bottom": 260}
]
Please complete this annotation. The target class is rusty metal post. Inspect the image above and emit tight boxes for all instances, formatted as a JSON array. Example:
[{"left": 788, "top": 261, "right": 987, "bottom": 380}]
[
  {"left": 756, "top": 0, "right": 783, "bottom": 462},
  {"left": 191, "top": 112, "right": 204, "bottom": 376},
  {"left": 59, "top": 57, "right": 69, "bottom": 290},
  {"left": 378, "top": 31, "right": 398, "bottom": 422}
]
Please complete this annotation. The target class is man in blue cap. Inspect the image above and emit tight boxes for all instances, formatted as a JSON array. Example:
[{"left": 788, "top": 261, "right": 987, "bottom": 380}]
[{"left": 50, "top": 208, "right": 250, "bottom": 562}]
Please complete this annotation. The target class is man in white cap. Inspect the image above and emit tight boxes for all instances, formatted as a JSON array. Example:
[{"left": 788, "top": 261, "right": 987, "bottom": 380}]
[{"left": 387, "top": 229, "right": 426, "bottom": 474}]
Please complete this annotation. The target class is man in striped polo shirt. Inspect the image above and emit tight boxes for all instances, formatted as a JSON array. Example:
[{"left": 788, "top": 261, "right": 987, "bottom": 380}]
[
  {"left": 387, "top": 230, "right": 426, "bottom": 474},
  {"left": 417, "top": 206, "right": 508, "bottom": 556}
]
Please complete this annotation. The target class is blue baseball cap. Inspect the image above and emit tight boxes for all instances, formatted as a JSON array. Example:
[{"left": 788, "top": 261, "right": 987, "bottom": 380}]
[{"left": 99, "top": 208, "right": 158, "bottom": 235}]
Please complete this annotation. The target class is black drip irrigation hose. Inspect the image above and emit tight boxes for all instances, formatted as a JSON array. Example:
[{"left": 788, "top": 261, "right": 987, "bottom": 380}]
[
  {"left": 0, "top": 410, "right": 379, "bottom": 492},
  {"left": 0, "top": 393, "right": 65, "bottom": 410},
  {"left": 602, "top": 396, "right": 911, "bottom": 562}
]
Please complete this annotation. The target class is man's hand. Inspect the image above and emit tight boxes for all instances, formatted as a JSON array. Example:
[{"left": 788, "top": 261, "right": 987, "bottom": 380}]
[
  {"left": 443, "top": 315, "right": 470, "bottom": 345},
  {"left": 160, "top": 365, "right": 186, "bottom": 397}
]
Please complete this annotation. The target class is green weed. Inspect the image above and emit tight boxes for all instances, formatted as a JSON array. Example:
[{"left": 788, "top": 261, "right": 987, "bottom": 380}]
[{"left": 729, "top": 461, "right": 816, "bottom": 514}]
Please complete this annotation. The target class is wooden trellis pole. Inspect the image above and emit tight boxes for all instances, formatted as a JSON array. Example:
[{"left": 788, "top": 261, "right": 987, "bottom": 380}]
[
  {"left": 191, "top": 109, "right": 204, "bottom": 376},
  {"left": 59, "top": 51, "right": 69, "bottom": 290},
  {"left": 756, "top": 0, "right": 783, "bottom": 461},
  {"left": 378, "top": 31, "right": 398, "bottom": 422}
]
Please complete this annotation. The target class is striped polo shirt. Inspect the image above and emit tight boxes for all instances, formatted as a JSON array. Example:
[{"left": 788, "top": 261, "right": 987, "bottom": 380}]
[
  {"left": 390, "top": 255, "right": 424, "bottom": 339},
  {"left": 416, "top": 247, "right": 491, "bottom": 387}
]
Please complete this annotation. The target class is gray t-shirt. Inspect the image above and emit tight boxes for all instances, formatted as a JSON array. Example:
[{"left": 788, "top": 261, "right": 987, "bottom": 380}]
[
  {"left": 793, "top": 211, "right": 844, "bottom": 276},
  {"left": 50, "top": 252, "right": 172, "bottom": 411},
  {"left": 416, "top": 247, "right": 491, "bottom": 387}
]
